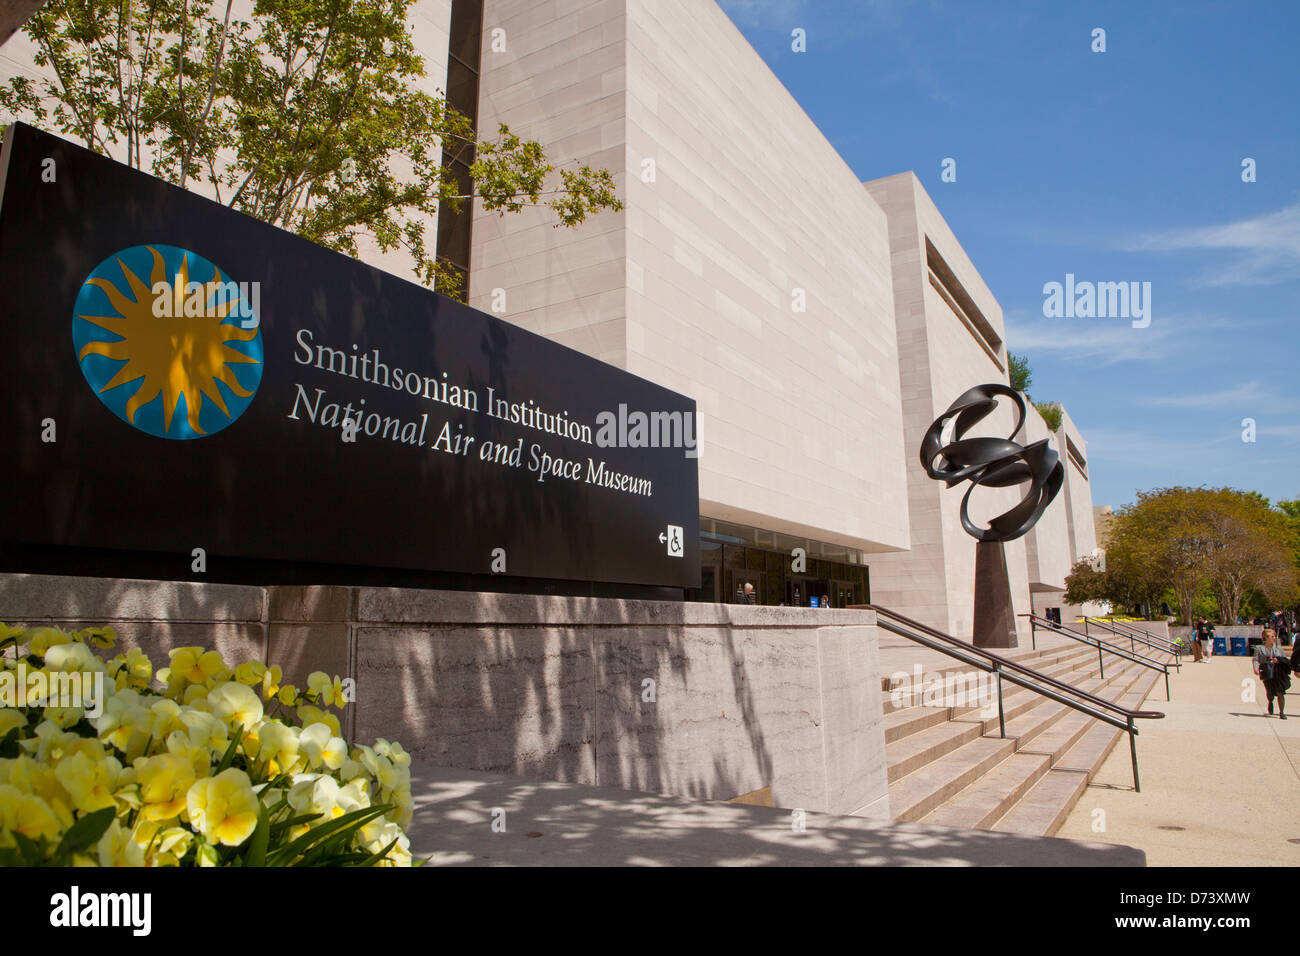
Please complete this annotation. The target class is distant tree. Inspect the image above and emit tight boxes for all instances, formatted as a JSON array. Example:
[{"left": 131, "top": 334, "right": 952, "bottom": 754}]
[
  {"left": 1199, "top": 489, "right": 1298, "bottom": 623},
  {"left": 1064, "top": 523, "right": 1165, "bottom": 618},
  {"left": 1008, "top": 353, "right": 1032, "bottom": 393},
  {"left": 0, "top": 0, "right": 623, "bottom": 300},
  {"left": 1068, "top": 487, "right": 1300, "bottom": 625}
]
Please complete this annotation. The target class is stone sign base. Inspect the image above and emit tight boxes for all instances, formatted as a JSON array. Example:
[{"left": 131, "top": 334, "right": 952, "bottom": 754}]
[{"left": 0, "top": 573, "right": 890, "bottom": 819}]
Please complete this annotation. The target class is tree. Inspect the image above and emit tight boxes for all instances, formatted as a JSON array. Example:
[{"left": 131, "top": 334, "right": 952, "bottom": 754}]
[
  {"left": 1065, "top": 486, "right": 1300, "bottom": 625},
  {"left": 1008, "top": 353, "right": 1032, "bottom": 393},
  {"left": 0, "top": 0, "right": 622, "bottom": 299},
  {"left": 1199, "top": 489, "right": 1298, "bottom": 623},
  {"left": 1064, "top": 520, "right": 1165, "bottom": 618}
]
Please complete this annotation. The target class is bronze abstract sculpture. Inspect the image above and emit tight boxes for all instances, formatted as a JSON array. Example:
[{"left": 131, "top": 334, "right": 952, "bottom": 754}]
[{"left": 921, "top": 384, "right": 1064, "bottom": 646}]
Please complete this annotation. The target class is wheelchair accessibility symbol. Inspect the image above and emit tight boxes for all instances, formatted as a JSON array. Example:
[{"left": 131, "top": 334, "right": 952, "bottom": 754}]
[{"left": 658, "top": 525, "right": 684, "bottom": 558}]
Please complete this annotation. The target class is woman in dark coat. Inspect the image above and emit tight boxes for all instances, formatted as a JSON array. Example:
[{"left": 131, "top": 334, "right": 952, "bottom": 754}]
[{"left": 1254, "top": 629, "right": 1290, "bottom": 719}]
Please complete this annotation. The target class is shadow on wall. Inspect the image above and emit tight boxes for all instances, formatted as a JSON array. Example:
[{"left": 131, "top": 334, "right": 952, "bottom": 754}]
[
  {"left": 0, "top": 574, "right": 890, "bottom": 815},
  {"left": 349, "top": 590, "right": 779, "bottom": 807},
  {"left": 0, "top": 572, "right": 266, "bottom": 671}
]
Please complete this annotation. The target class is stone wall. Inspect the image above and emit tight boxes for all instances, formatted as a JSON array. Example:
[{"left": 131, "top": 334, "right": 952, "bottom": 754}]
[{"left": 0, "top": 573, "right": 891, "bottom": 818}]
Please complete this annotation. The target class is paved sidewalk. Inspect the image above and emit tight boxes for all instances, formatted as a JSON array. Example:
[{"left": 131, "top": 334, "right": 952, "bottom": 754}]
[
  {"left": 407, "top": 764, "right": 1143, "bottom": 866},
  {"left": 1056, "top": 651, "right": 1300, "bottom": 866}
]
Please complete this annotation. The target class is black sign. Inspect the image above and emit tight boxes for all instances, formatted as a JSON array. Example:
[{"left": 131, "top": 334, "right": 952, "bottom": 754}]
[{"left": 0, "top": 123, "right": 700, "bottom": 589}]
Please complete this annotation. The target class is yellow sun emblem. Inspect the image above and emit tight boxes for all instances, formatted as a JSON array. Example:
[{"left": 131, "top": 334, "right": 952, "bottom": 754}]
[{"left": 75, "top": 246, "right": 262, "bottom": 436}]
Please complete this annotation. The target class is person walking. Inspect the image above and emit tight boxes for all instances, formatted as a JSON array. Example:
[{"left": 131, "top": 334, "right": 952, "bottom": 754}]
[
  {"left": 1253, "top": 628, "right": 1290, "bottom": 719},
  {"left": 1195, "top": 616, "right": 1215, "bottom": 661}
]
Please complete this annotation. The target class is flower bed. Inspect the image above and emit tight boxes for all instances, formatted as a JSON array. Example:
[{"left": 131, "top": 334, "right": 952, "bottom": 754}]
[{"left": 0, "top": 623, "right": 412, "bottom": 866}]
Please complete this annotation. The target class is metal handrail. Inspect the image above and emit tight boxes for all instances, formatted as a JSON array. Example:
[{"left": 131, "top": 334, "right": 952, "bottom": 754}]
[
  {"left": 1025, "top": 613, "right": 1173, "bottom": 701},
  {"left": 1083, "top": 616, "right": 1182, "bottom": 660},
  {"left": 865, "top": 603, "right": 1163, "bottom": 791}
]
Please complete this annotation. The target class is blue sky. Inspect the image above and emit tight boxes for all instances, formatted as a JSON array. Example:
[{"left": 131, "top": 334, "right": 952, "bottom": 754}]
[{"left": 717, "top": 0, "right": 1300, "bottom": 509}]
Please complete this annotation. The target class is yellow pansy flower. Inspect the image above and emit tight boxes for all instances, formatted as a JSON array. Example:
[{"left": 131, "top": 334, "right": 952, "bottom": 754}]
[
  {"left": 0, "top": 708, "right": 28, "bottom": 738},
  {"left": 153, "top": 826, "right": 194, "bottom": 866},
  {"left": 256, "top": 721, "right": 302, "bottom": 775},
  {"left": 28, "top": 626, "right": 73, "bottom": 658},
  {"left": 161, "top": 648, "right": 225, "bottom": 697},
  {"left": 52, "top": 750, "right": 121, "bottom": 814},
  {"left": 95, "top": 819, "right": 147, "bottom": 867},
  {"left": 95, "top": 690, "right": 154, "bottom": 760},
  {"left": 359, "top": 818, "right": 411, "bottom": 867},
  {"left": 307, "top": 672, "right": 350, "bottom": 707},
  {"left": 0, "top": 785, "right": 62, "bottom": 844},
  {"left": 186, "top": 768, "right": 260, "bottom": 846},
  {"left": 135, "top": 753, "right": 197, "bottom": 822},
  {"left": 375, "top": 738, "right": 411, "bottom": 769},
  {"left": 299, "top": 723, "right": 347, "bottom": 770},
  {"left": 208, "top": 681, "right": 264, "bottom": 731},
  {"left": 108, "top": 647, "right": 153, "bottom": 690},
  {"left": 148, "top": 699, "right": 185, "bottom": 744},
  {"left": 43, "top": 641, "right": 102, "bottom": 674},
  {"left": 296, "top": 704, "right": 341, "bottom": 738},
  {"left": 77, "top": 626, "right": 117, "bottom": 649},
  {"left": 260, "top": 665, "right": 283, "bottom": 702},
  {"left": 233, "top": 660, "right": 267, "bottom": 686}
]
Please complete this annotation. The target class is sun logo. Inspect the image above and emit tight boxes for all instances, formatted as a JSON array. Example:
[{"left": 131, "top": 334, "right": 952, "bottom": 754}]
[{"left": 72, "top": 245, "right": 264, "bottom": 439}]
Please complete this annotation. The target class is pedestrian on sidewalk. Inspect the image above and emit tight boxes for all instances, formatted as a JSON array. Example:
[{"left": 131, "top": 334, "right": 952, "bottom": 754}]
[
  {"left": 1253, "top": 629, "right": 1290, "bottom": 719},
  {"left": 1195, "top": 616, "right": 1215, "bottom": 661}
]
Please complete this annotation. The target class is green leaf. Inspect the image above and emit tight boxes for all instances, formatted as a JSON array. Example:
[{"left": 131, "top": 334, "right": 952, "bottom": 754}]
[
  {"left": 264, "top": 803, "right": 393, "bottom": 867},
  {"left": 243, "top": 802, "right": 270, "bottom": 867},
  {"left": 54, "top": 806, "right": 116, "bottom": 858},
  {"left": 11, "top": 830, "right": 46, "bottom": 866},
  {"left": 213, "top": 725, "right": 244, "bottom": 774},
  {"left": 0, "top": 726, "right": 20, "bottom": 759}
]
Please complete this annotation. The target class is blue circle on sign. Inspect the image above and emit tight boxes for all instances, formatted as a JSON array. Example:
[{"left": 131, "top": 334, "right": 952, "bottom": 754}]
[{"left": 72, "top": 244, "right": 264, "bottom": 439}]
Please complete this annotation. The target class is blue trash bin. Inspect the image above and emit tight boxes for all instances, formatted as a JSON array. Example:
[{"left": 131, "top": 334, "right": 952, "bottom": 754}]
[
  {"left": 1230, "top": 636, "right": 1248, "bottom": 656},
  {"left": 1213, "top": 636, "right": 1228, "bottom": 656}
]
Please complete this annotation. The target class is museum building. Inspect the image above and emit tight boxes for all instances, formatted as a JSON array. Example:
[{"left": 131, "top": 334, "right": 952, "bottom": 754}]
[{"left": 0, "top": 0, "right": 1100, "bottom": 636}]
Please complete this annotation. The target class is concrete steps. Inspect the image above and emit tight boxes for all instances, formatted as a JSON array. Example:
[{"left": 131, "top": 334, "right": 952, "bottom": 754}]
[
  {"left": 883, "top": 639, "right": 1172, "bottom": 834},
  {"left": 885, "top": 648, "right": 1101, "bottom": 784}
]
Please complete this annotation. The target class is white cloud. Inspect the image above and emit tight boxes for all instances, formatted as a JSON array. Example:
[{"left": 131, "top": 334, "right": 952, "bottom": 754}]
[
  {"left": 1084, "top": 426, "right": 1237, "bottom": 467},
  {"left": 1003, "top": 309, "right": 1174, "bottom": 364},
  {"left": 716, "top": 0, "right": 810, "bottom": 26},
  {"left": 1258, "top": 422, "right": 1300, "bottom": 441},
  {"left": 1126, "top": 202, "right": 1300, "bottom": 288},
  {"left": 1141, "top": 380, "right": 1275, "bottom": 409}
]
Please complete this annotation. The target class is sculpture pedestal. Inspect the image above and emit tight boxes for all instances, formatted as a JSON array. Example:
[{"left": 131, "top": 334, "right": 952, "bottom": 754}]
[{"left": 972, "top": 540, "right": 1018, "bottom": 648}]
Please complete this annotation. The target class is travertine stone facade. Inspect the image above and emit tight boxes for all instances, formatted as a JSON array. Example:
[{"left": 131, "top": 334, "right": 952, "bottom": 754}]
[
  {"left": 1021, "top": 401, "right": 1072, "bottom": 592},
  {"left": 1058, "top": 405, "right": 1099, "bottom": 565},
  {"left": 0, "top": 0, "right": 1101, "bottom": 643},
  {"left": 469, "top": 0, "right": 910, "bottom": 554},
  {"left": 862, "top": 172, "right": 1033, "bottom": 643}
]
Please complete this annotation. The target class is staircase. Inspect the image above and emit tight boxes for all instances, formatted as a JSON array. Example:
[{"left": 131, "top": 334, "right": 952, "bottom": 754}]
[{"left": 880, "top": 634, "right": 1172, "bottom": 836}]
